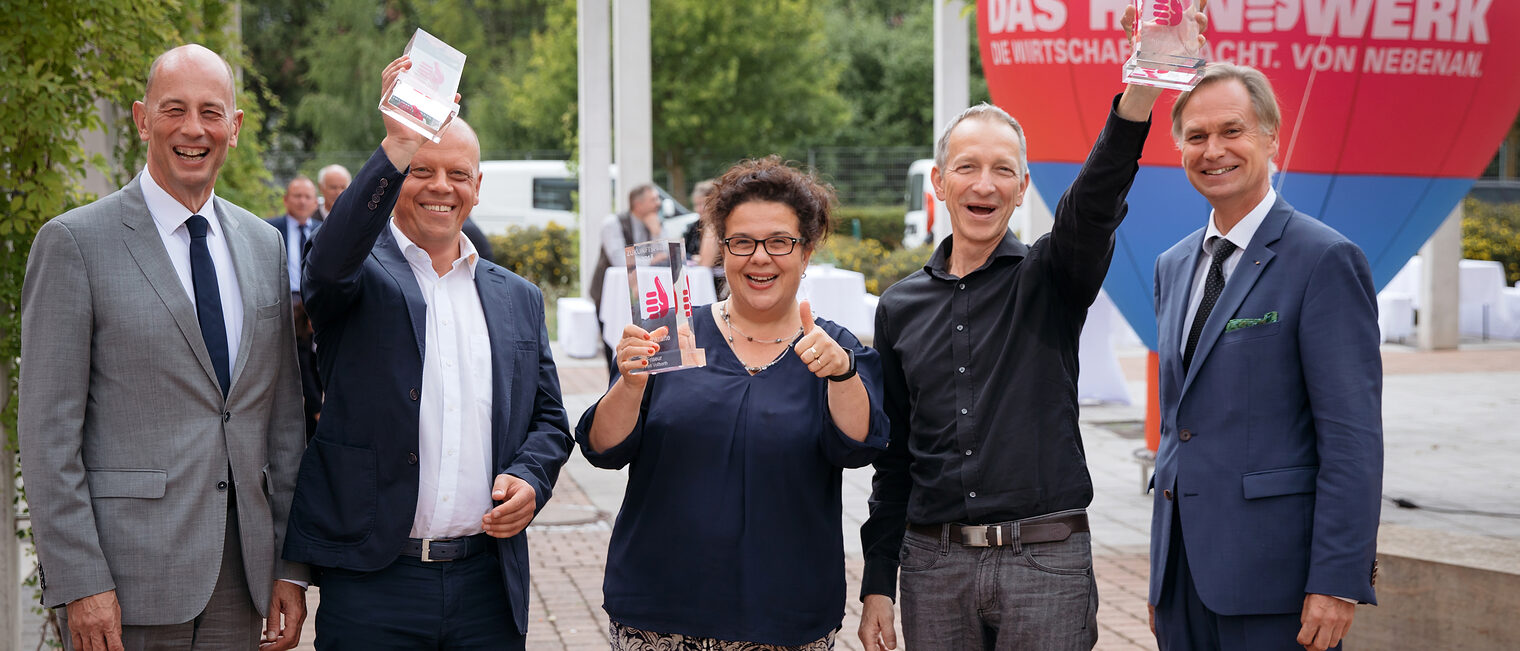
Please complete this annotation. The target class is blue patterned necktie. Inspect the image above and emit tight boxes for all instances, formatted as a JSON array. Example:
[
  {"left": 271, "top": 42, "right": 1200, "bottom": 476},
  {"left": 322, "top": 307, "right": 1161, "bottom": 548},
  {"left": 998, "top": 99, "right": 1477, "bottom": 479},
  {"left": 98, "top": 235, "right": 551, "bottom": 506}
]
[
  {"left": 186, "top": 215, "right": 231, "bottom": 395},
  {"left": 1183, "top": 236, "right": 1238, "bottom": 371}
]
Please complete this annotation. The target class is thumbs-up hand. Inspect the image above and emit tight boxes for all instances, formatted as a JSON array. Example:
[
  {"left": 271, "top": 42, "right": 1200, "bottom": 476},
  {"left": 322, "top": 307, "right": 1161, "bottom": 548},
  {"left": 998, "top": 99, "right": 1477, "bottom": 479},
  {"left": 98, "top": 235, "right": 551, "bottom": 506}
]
[
  {"left": 792, "top": 300, "right": 849, "bottom": 378},
  {"left": 483, "top": 473, "right": 537, "bottom": 538}
]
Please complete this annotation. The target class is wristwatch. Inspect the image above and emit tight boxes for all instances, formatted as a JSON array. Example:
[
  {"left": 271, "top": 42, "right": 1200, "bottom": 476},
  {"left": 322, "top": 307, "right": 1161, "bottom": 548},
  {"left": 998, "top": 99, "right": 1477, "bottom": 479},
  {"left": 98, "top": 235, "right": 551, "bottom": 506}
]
[{"left": 827, "top": 348, "right": 857, "bottom": 382}]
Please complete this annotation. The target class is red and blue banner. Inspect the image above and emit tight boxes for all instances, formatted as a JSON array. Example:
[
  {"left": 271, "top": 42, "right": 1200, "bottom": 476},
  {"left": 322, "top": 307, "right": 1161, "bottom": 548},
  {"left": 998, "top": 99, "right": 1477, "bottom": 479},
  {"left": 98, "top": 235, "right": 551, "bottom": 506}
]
[{"left": 978, "top": 0, "right": 1520, "bottom": 348}]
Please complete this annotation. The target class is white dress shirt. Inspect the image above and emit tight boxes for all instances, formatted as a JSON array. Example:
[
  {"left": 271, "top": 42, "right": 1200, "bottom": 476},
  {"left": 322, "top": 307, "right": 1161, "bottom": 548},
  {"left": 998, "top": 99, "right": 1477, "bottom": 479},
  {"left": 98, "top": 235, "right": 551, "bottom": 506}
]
[
  {"left": 140, "top": 167, "right": 244, "bottom": 369},
  {"left": 1180, "top": 187, "right": 1276, "bottom": 357},
  {"left": 390, "top": 223, "right": 496, "bottom": 540},
  {"left": 283, "top": 217, "right": 313, "bottom": 294}
]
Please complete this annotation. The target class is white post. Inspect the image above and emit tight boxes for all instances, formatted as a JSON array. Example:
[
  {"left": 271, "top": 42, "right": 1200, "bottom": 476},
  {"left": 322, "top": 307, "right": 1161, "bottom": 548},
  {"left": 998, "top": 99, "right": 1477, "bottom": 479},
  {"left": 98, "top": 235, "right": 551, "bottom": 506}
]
[
  {"left": 578, "top": 0, "right": 613, "bottom": 293},
  {"left": 1418, "top": 204, "right": 1463, "bottom": 350},
  {"left": 613, "top": 0, "right": 653, "bottom": 213},
  {"left": 932, "top": 0, "right": 970, "bottom": 245}
]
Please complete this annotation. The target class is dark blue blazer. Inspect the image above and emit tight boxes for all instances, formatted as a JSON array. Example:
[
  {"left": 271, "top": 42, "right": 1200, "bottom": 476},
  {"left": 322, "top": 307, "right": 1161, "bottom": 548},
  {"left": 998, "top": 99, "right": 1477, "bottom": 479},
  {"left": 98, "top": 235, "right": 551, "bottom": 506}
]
[
  {"left": 1149, "top": 195, "right": 1382, "bottom": 616},
  {"left": 282, "top": 148, "right": 573, "bottom": 634}
]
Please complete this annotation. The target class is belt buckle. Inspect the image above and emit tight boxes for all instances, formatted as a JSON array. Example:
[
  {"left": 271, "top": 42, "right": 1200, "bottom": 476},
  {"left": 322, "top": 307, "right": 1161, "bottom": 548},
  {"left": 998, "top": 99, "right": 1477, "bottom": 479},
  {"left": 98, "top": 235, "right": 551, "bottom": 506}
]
[
  {"left": 961, "top": 526, "right": 991, "bottom": 547},
  {"left": 421, "top": 538, "right": 439, "bottom": 562}
]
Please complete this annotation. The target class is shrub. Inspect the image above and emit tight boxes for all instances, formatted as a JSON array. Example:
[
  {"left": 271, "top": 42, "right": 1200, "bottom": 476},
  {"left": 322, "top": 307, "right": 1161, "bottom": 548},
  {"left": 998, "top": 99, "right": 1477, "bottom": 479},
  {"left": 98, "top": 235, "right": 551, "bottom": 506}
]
[
  {"left": 815, "top": 237, "right": 931, "bottom": 295},
  {"left": 833, "top": 204, "right": 905, "bottom": 251},
  {"left": 488, "top": 222, "right": 580, "bottom": 291},
  {"left": 1462, "top": 198, "right": 1520, "bottom": 286}
]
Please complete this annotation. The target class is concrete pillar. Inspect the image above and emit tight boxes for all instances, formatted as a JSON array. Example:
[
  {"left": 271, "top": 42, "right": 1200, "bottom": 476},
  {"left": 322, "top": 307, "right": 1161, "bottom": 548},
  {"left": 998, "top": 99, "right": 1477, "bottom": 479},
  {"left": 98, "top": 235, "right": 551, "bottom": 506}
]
[
  {"left": 932, "top": 0, "right": 970, "bottom": 245},
  {"left": 1418, "top": 204, "right": 1462, "bottom": 351},
  {"left": 578, "top": 0, "right": 613, "bottom": 293},
  {"left": 613, "top": 0, "right": 653, "bottom": 213}
]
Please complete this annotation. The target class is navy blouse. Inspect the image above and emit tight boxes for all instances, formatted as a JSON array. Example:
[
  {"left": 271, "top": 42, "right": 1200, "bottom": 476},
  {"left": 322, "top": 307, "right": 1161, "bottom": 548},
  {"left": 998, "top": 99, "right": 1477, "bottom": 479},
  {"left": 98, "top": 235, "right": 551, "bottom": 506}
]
[{"left": 575, "top": 304, "right": 889, "bottom": 645}]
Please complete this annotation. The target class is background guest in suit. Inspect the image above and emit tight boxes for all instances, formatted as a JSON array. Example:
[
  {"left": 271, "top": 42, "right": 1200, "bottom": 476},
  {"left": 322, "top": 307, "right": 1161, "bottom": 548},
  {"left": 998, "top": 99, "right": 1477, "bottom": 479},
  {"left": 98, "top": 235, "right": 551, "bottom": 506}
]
[
  {"left": 19, "top": 43, "right": 309, "bottom": 651},
  {"left": 316, "top": 164, "right": 350, "bottom": 220},
  {"left": 1148, "top": 63, "right": 1383, "bottom": 651},
  {"left": 268, "top": 176, "right": 323, "bottom": 439},
  {"left": 282, "top": 56, "right": 573, "bottom": 650}
]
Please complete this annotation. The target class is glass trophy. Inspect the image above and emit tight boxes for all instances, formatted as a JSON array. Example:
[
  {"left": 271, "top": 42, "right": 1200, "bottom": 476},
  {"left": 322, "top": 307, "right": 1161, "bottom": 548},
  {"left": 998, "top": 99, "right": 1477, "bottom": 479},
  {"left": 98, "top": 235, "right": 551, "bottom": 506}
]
[
  {"left": 379, "top": 29, "right": 466, "bottom": 143},
  {"left": 1122, "top": 0, "right": 1206, "bottom": 91},
  {"left": 625, "top": 239, "right": 706, "bottom": 374}
]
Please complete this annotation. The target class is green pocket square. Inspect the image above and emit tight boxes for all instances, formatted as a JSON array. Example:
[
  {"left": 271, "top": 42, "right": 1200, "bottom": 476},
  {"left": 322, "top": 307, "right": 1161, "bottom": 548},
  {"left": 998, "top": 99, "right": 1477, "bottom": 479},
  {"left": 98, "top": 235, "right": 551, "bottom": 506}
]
[{"left": 1225, "top": 311, "right": 1278, "bottom": 333}]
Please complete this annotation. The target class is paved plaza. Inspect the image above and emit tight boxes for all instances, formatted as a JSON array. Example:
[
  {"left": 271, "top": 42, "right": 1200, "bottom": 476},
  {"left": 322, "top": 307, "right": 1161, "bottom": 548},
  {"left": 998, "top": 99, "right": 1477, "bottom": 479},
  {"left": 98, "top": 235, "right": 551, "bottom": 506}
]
[{"left": 18, "top": 341, "right": 1520, "bottom": 649}]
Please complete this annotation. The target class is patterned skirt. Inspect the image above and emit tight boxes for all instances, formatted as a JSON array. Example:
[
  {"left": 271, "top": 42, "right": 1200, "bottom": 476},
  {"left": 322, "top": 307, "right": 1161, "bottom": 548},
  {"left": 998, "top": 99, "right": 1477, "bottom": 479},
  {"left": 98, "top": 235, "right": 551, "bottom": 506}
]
[{"left": 609, "top": 621, "right": 837, "bottom": 651}]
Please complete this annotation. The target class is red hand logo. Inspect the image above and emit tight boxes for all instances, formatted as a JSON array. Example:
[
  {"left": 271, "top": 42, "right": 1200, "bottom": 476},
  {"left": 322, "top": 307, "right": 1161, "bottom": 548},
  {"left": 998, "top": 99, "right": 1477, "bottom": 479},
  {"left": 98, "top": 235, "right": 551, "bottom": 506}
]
[
  {"left": 643, "top": 276, "right": 671, "bottom": 320},
  {"left": 682, "top": 277, "right": 692, "bottom": 317},
  {"left": 1153, "top": 0, "right": 1185, "bottom": 26}
]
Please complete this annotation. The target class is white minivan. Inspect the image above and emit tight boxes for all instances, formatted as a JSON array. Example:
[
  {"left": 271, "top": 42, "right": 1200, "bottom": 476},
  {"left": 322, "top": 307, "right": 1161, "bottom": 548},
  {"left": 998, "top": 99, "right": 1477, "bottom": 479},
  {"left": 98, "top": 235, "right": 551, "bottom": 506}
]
[
  {"left": 472, "top": 160, "right": 690, "bottom": 235},
  {"left": 902, "top": 158, "right": 945, "bottom": 248}
]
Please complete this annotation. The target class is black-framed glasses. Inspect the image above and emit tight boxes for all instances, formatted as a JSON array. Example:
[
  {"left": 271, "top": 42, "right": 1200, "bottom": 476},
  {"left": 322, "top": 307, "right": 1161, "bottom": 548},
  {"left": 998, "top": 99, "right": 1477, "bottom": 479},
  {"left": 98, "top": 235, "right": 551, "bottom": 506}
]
[{"left": 722, "top": 236, "right": 803, "bottom": 257}]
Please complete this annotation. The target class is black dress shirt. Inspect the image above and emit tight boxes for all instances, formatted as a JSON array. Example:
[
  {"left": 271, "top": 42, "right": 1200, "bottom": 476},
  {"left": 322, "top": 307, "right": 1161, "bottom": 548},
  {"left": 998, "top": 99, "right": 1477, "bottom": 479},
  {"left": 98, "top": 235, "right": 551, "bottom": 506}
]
[{"left": 861, "top": 98, "right": 1150, "bottom": 600}]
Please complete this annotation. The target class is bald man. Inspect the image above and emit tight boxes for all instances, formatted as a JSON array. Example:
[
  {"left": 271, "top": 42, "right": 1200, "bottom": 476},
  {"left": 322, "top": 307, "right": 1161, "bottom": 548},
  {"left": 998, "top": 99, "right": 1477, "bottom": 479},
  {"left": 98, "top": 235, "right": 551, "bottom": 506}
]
[
  {"left": 20, "top": 44, "right": 308, "bottom": 650},
  {"left": 315, "top": 164, "right": 350, "bottom": 220},
  {"left": 283, "top": 57, "right": 571, "bottom": 649}
]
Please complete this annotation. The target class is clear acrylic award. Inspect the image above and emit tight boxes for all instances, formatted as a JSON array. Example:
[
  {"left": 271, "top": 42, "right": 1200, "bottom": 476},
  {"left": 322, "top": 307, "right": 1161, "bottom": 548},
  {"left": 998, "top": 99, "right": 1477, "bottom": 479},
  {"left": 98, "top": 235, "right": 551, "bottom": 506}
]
[
  {"left": 625, "top": 239, "right": 706, "bottom": 374},
  {"left": 379, "top": 29, "right": 466, "bottom": 143},
  {"left": 1122, "top": 0, "right": 1206, "bottom": 91}
]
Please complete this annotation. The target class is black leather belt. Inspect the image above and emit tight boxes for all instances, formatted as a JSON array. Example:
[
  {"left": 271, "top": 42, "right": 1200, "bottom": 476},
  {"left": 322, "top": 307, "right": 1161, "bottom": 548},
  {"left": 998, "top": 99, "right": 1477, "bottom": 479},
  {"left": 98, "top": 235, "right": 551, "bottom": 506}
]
[
  {"left": 400, "top": 533, "right": 493, "bottom": 562},
  {"left": 908, "top": 511, "right": 1089, "bottom": 548}
]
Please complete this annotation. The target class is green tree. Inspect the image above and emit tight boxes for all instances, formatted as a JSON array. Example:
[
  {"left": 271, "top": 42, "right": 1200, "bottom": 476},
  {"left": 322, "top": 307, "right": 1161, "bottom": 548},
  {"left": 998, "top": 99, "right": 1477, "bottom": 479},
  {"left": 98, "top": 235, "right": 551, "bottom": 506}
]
[{"left": 507, "top": 0, "right": 852, "bottom": 198}]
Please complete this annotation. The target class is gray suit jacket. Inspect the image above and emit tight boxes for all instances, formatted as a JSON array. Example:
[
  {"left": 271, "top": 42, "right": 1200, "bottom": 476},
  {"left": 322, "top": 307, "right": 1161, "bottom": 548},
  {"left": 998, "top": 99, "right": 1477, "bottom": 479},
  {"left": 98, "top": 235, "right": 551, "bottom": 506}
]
[{"left": 19, "top": 175, "right": 309, "bottom": 625}]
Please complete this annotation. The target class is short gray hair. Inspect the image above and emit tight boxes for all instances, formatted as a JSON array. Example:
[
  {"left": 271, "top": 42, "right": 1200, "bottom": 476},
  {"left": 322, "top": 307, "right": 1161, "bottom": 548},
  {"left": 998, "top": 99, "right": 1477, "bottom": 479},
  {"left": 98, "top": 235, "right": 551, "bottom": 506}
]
[
  {"left": 934, "top": 103, "right": 1029, "bottom": 177},
  {"left": 318, "top": 164, "right": 351, "bottom": 184},
  {"left": 1171, "top": 63, "right": 1282, "bottom": 141}
]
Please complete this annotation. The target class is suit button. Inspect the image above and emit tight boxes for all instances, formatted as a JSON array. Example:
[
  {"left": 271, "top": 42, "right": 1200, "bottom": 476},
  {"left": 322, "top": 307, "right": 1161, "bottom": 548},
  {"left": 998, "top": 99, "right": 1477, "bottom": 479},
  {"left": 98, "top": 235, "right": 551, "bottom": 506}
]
[
  {"left": 1163, "top": 489, "right": 1173, "bottom": 500},
  {"left": 408, "top": 453, "right": 418, "bottom": 465},
  {"left": 1179, "top": 428, "right": 1193, "bottom": 442},
  {"left": 379, "top": 178, "right": 389, "bottom": 188},
  {"left": 409, "top": 388, "right": 420, "bottom": 401},
  {"left": 216, "top": 480, "right": 228, "bottom": 491},
  {"left": 223, "top": 412, "right": 231, "bottom": 423},
  {"left": 367, "top": 201, "right": 379, "bottom": 210}
]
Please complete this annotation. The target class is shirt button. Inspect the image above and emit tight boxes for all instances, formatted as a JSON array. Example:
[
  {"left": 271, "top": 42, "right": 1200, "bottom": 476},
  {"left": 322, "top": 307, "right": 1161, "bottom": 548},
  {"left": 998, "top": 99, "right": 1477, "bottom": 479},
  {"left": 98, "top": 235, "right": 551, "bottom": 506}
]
[
  {"left": 956, "top": 324, "right": 964, "bottom": 331},
  {"left": 965, "top": 449, "right": 973, "bottom": 456},
  {"left": 958, "top": 283, "right": 966, "bottom": 290},
  {"left": 1179, "top": 428, "right": 1193, "bottom": 442},
  {"left": 969, "top": 491, "right": 977, "bottom": 498},
  {"left": 960, "top": 408, "right": 968, "bottom": 415},
  {"left": 958, "top": 367, "right": 966, "bottom": 373}
]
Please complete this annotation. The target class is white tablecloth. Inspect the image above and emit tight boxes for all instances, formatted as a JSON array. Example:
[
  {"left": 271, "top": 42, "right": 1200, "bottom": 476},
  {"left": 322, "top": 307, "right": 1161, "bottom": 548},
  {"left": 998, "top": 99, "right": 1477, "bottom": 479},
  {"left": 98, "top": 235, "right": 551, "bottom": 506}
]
[
  {"left": 1381, "top": 257, "right": 1516, "bottom": 339},
  {"left": 1377, "top": 292, "right": 1414, "bottom": 342},
  {"left": 555, "top": 297, "right": 601, "bottom": 358},
  {"left": 600, "top": 266, "right": 717, "bottom": 347},
  {"left": 799, "top": 265, "right": 872, "bottom": 338},
  {"left": 1077, "top": 290, "right": 1132, "bottom": 405}
]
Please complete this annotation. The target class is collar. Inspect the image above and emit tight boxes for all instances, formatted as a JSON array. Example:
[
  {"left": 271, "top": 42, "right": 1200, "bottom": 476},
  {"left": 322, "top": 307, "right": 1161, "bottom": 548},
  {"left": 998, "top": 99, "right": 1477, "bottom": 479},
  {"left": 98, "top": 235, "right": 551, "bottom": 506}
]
[
  {"left": 388, "top": 221, "right": 479, "bottom": 278},
  {"left": 924, "top": 229, "right": 1029, "bottom": 280},
  {"left": 1204, "top": 186, "right": 1275, "bottom": 254},
  {"left": 141, "top": 166, "right": 221, "bottom": 240}
]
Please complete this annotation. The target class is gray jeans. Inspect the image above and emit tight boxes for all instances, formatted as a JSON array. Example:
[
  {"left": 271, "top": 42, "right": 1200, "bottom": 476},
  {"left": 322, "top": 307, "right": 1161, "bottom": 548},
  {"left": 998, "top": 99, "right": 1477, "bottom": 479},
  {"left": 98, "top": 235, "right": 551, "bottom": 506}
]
[{"left": 898, "top": 512, "right": 1098, "bottom": 650}]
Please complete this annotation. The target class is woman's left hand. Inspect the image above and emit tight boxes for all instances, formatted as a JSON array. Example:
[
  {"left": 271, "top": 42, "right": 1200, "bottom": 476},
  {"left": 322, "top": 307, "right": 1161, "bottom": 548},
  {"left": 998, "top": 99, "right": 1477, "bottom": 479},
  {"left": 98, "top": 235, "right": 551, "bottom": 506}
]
[{"left": 793, "top": 300, "right": 850, "bottom": 378}]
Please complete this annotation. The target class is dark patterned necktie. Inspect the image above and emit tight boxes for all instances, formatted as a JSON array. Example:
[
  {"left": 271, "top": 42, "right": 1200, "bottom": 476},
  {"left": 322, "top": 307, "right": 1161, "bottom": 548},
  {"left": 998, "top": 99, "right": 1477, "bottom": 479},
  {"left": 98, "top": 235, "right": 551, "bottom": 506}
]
[
  {"left": 186, "top": 215, "right": 231, "bottom": 395},
  {"left": 1183, "top": 237, "right": 1238, "bottom": 371}
]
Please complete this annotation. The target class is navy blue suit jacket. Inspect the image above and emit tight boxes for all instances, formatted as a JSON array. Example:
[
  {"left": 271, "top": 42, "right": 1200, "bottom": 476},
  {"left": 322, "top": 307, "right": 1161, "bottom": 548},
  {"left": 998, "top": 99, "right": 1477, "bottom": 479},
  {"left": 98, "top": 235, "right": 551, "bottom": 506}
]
[
  {"left": 1149, "top": 195, "right": 1382, "bottom": 616},
  {"left": 282, "top": 148, "right": 573, "bottom": 634}
]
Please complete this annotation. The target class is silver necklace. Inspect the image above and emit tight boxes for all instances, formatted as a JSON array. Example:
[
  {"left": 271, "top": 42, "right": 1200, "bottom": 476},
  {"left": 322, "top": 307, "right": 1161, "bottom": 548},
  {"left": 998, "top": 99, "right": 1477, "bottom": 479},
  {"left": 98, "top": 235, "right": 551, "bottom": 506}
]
[{"left": 719, "top": 301, "right": 799, "bottom": 374}]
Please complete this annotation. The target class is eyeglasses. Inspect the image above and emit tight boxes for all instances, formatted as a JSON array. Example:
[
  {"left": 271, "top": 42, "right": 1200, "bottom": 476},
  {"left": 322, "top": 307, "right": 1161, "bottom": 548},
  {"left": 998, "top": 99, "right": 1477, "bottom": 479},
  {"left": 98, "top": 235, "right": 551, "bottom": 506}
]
[{"left": 722, "top": 236, "right": 803, "bottom": 257}]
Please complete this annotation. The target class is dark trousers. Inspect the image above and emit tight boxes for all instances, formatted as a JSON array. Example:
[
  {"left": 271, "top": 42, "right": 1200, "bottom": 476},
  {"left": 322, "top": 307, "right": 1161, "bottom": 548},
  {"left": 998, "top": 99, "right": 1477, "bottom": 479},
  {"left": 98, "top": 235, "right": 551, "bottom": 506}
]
[
  {"left": 1154, "top": 506, "right": 1337, "bottom": 651},
  {"left": 314, "top": 547, "right": 522, "bottom": 650}
]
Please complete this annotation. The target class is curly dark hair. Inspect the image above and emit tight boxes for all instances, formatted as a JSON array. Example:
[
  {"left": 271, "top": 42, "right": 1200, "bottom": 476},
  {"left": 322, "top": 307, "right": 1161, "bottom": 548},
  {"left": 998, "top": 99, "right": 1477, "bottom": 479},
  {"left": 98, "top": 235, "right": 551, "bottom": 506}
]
[{"left": 703, "top": 156, "right": 834, "bottom": 259}]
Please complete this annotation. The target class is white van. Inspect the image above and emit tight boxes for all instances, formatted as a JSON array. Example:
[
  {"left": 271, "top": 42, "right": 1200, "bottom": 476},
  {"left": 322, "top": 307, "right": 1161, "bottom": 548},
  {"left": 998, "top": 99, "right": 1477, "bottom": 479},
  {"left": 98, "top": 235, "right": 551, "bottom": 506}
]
[
  {"left": 903, "top": 158, "right": 945, "bottom": 248},
  {"left": 472, "top": 160, "right": 690, "bottom": 235}
]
